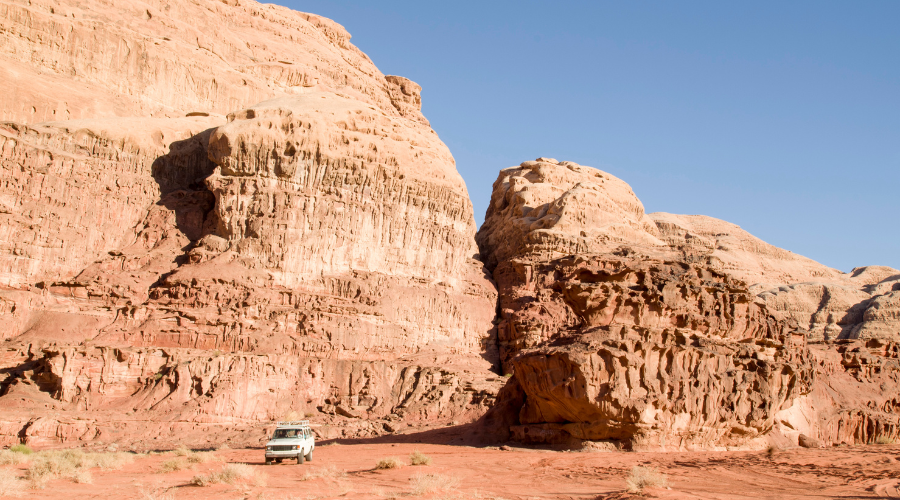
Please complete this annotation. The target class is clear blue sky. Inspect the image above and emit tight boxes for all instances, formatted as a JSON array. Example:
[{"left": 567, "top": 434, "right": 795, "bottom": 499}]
[{"left": 277, "top": 1, "right": 899, "bottom": 273}]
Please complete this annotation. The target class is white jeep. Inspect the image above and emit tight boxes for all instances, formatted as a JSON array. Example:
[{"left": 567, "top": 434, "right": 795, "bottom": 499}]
[{"left": 264, "top": 420, "right": 315, "bottom": 465}]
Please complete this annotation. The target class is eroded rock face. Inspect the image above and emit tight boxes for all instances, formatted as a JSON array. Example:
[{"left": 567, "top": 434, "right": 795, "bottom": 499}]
[
  {"left": 0, "top": 117, "right": 220, "bottom": 289},
  {"left": 0, "top": 0, "right": 425, "bottom": 125},
  {"left": 758, "top": 268, "right": 900, "bottom": 343},
  {"left": 0, "top": 0, "right": 499, "bottom": 448},
  {"left": 479, "top": 158, "right": 899, "bottom": 450},
  {"left": 0, "top": 343, "right": 502, "bottom": 448},
  {"left": 490, "top": 253, "right": 813, "bottom": 450}
]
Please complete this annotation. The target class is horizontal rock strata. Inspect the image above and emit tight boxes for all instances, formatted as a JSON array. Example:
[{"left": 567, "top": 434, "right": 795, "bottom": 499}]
[{"left": 0, "top": 0, "right": 499, "bottom": 449}]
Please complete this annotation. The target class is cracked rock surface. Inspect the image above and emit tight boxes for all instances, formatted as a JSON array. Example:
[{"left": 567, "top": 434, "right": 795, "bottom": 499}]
[
  {"left": 478, "top": 158, "right": 899, "bottom": 450},
  {"left": 0, "top": 0, "right": 499, "bottom": 449}
]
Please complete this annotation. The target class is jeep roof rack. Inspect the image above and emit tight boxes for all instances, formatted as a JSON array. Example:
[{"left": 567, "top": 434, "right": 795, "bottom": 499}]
[{"left": 276, "top": 420, "right": 310, "bottom": 426}]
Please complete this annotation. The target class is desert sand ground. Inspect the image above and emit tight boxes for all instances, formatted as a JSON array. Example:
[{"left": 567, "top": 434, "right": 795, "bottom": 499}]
[{"left": 2, "top": 432, "right": 899, "bottom": 500}]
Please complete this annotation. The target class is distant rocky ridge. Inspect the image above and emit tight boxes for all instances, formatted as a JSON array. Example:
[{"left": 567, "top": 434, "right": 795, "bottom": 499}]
[{"left": 0, "top": 0, "right": 897, "bottom": 452}]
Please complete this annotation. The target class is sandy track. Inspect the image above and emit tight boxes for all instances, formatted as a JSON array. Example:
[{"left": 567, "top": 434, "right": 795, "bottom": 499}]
[{"left": 2, "top": 441, "right": 898, "bottom": 499}]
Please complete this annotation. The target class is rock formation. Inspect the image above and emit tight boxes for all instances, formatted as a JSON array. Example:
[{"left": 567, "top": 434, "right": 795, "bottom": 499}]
[
  {"left": 0, "top": 0, "right": 420, "bottom": 124},
  {"left": 0, "top": 0, "right": 896, "bottom": 453},
  {"left": 478, "top": 158, "right": 899, "bottom": 450},
  {"left": 0, "top": 0, "right": 500, "bottom": 449}
]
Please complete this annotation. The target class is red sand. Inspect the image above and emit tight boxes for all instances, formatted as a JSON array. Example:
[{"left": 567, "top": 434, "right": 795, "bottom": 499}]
[{"left": 3, "top": 441, "right": 899, "bottom": 499}]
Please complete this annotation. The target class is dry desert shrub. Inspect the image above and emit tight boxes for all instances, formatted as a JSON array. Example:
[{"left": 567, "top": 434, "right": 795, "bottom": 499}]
[
  {"left": 0, "top": 450, "right": 30, "bottom": 466},
  {"left": 191, "top": 463, "right": 266, "bottom": 487},
  {"left": 86, "top": 451, "right": 134, "bottom": 469},
  {"left": 375, "top": 457, "right": 405, "bottom": 470},
  {"left": 625, "top": 466, "right": 668, "bottom": 493},
  {"left": 159, "top": 458, "right": 189, "bottom": 473},
  {"left": 409, "top": 450, "right": 432, "bottom": 466},
  {"left": 299, "top": 464, "right": 346, "bottom": 481},
  {"left": 0, "top": 444, "right": 34, "bottom": 465},
  {"left": 410, "top": 473, "right": 461, "bottom": 496},
  {"left": 172, "top": 445, "right": 191, "bottom": 456},
  {"left": 875, "top": 436, "right": 897, "bottom": 445},
  {"left": 25, "top": 449, "right": 134, "bottom": 489},
  {"left": 0, "top": 468, "right": 25, "bottom": 497},
  {"left": 186, "top": 451, "right": 217, "bottom": 463},
  {"left": 170, "top": 446, "right": 217, "bottom": 465}
]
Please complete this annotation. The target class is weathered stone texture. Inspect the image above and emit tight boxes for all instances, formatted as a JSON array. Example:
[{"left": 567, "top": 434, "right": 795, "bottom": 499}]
[
  {"left": 479, "top": 158, "right": 899, "bottom": 450},
  {"left": 0, "top": 0, "right": 498, "bottom": 448},
  {"left": 0, "top": 0, "right": 424, "bottom": 124}
]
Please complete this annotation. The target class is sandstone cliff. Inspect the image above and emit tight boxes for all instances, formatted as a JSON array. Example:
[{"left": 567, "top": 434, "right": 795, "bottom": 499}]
[
  {"left": 0, "top": 0, "right": 427, "bottom": 125},
  {"left": 0, "top": 0, "right": 500, "bottom": 449},
  {"left": 478, "top": 158, "right": 899, "bottom": 450},
  {"left": 1, "top": 0, "right": 896, "bottom": 453}
]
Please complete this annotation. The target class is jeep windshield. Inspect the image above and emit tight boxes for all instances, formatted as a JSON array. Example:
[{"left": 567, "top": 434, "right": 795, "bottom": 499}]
[{"left": 273, "top": 429, "right": 301, "bottom": 439}]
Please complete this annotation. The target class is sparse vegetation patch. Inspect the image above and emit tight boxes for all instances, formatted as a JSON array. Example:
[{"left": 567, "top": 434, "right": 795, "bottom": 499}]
[
  {"left": 409, "top": 450, "right": 432, "bottom": 466},
  {"left": 375, "top": 457, "right": 404, "bottom": 470},
  {"left": 8, "top": 445, "right": 32, "bottom": 455},
  {"left": 190, "top": 463, "right": 266, "bottom": 487},
  {"left": 299, "top": 464, "right": 346, "bottom": 481},
  {"left": 24, "top": 449, "right": 133, "bottom": 489},
  {"left": 0, "top": 450, "right": 29, "bottom": 466},
  {"left": 159, "top": 458, "right": 189, "bottom": 473},
  {"left": 625, "top": 465, "right": 668, "bottom": 493}
]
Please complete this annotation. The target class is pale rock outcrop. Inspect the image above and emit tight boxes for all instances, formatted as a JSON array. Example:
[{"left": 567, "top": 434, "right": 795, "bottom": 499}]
[
  {"left": 651, "top": 213, "right": 845, "bottom": 289},
  {"left": 477, "top": 158, "right": 665, "bottom": 271},
  {"left": 0, "top": 0, "right": 425, "bottom": 125},
  {"left": 759, "top": 267, "right": 900, "bottom": 343},
  {"left": 479, "top": 158, "right": 899, "bottom": 450},
  {"left": 653, "top": 213, "right": 900, "bottom": 343}
]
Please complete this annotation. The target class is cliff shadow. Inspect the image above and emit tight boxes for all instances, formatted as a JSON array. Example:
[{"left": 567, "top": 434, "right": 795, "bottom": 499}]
[{"left": 150, "top": 127, "right": 221, "bottom": 247}]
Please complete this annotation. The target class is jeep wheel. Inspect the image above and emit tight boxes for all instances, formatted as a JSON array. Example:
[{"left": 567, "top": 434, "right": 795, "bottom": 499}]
[
  {"left": 305, "top": 449, "right": 313, "bottom": 462},
  {"left": 265, "top": 459, "right": 272, "bottom": 465},
  {"left": 297, "top": 453, "right": 305, "bottom": 464}
]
